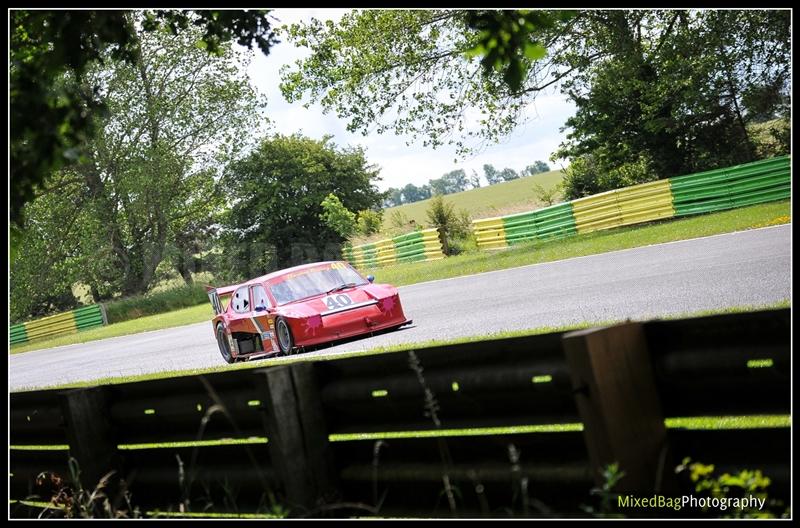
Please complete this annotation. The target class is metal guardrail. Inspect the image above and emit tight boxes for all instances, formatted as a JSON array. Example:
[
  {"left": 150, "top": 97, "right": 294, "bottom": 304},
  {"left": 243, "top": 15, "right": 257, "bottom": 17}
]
[
  {"left": 10, "top": 304, "right": 107, "bottom": 345},
  {"left": 473, "top": 156, "right": 790, "bottom": 249},
  {"left": 10, "top": 308, "right": 790, "bottom": 518},
  {"left": 344, "top": 227, "right": 445, "bottom": 268}
]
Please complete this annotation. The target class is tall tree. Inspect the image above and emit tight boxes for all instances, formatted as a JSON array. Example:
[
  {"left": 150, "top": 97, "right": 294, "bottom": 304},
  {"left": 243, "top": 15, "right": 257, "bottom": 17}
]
[
  {"left": 222, "top": 134, "right": 384, "bottom": 275},
  {"left": 10, "top": 9, "right": 277, "bottom": 235},
  {"left": 525, "top": 161, "right": 550, "bottom": 175},
  {"left": 468, "top": 169, "right": 482, "bottom": 189},
  {"left": 11, "top": 14, "right": 265, "bottom": 316},
  {"left": 483, "top": 164, "right": 502, "bottom": 185},
  {"left": 401, "top": 183, "right": 431, "bottom": 203},
  {"left": 553, "top": 10, "right": 790, "bottom": 180},
  {"left": 384, "top": 187, "right": 405, "bottom": 207},
  {"left": 499, "top": 167, "right": 519, "bottom": 182}
]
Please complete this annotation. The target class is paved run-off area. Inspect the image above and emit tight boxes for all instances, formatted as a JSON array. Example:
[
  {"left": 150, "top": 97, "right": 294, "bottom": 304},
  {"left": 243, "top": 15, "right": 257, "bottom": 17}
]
[{"left": 9, "top": 225, "right": 791, "bottom": 391}]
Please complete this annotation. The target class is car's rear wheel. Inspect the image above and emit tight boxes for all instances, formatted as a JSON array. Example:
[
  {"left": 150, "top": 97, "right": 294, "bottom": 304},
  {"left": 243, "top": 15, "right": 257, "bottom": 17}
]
[
  {"left": 216, "top": 323, "right": 235, "bottom": 364},
  {"left": 276, "top": 317, "right": 294, "bottom": 355}
]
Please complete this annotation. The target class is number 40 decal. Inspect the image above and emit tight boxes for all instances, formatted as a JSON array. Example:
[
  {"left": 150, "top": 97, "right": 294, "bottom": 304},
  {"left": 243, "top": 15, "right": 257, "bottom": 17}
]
[{"left": 324, "top": 294, "right": 353, "bottom": 311}]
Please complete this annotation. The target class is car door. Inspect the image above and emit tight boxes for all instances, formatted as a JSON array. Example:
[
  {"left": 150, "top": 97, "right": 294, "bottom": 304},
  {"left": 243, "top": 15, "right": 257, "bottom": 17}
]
[
  {"left": 250, "top": 284, "right": 279, "bottom": 353},
  {"left": 227, "top": 285, "right": 254, "bottom": 336}
]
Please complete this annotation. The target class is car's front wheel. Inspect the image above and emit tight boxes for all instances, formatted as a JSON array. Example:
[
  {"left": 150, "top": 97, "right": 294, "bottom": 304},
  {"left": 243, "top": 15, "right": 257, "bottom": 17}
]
[
  {"left": 276, "top": 317, "right": 294, "bottom": 355},
  {"left": 216, "top": 323, "right": 235, "bottom": 364}
]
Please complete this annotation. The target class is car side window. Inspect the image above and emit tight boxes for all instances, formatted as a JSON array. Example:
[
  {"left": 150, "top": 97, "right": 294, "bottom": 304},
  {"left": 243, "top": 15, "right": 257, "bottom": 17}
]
[
  {"left": 251, "top": 285, "right": 271, "bottom": 311},
  {"left": 231, "top": 286, "right": 250, "bottom": 313}
]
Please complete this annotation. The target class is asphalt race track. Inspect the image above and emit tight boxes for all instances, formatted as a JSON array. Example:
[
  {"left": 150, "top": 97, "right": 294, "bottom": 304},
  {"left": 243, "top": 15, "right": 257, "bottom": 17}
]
[{"left": 9, "top": 224, "right": 791, "bottom": 391}]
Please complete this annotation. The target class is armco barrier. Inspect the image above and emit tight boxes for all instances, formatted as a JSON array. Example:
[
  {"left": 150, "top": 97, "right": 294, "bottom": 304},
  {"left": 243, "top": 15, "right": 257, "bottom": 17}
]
[
  {"left": 9, "top": 309, "right": 790, "bottom": 518},
  {"left": 670, "top": 156, "right": 790, "bottom": 216},
  {"left": 345, "top": 228, "right": 445, "bottom": 268},
  {"left": 474, "top": 155, "right": 790, "bottom": 249},
  {"left": 10, "top": 304, "right": 107, "bottom": 345}
]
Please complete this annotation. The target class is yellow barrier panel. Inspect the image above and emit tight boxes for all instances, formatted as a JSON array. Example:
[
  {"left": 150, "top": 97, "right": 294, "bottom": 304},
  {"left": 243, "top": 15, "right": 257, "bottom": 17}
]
[
  {"left": 616, "top": 179, "right": 675, "bottom": 227},
  {"left": 472, "top": 217, "right": 507, "bottom": 249},
  {"left": 375, "top": 239, "right": 397, "bottom": 266},
  {"left": 572, "top": 190, "right": 622, "bottom": 234},
  {"left": 420, "top": 229, "right": 446, "bottom": 260},
  {"left": 24, "top": 311, "right": 78, "bottom": 341}
]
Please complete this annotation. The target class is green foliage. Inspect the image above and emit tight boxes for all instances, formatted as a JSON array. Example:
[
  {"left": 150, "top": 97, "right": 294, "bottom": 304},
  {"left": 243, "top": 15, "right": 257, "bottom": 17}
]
[
  {"left": 10, "top": 9, "right": 277, "bottom": 232},
  {"left": 11, "top": 15, "right": 263, "bottom": 321},
  {"left": 280, "top": 10, "right": 569, "bottom": 157},
  {"left": 356, "top": 209, "right": 383, "bottom": 236},
  {"left": 320, "top": 193, "right": 358, "bottom": 238},
  {"left": 104, "top": 283, "right": 210, "bottom": 324},
  {"left": 554, "top": 10, "right": 790, "bottom": 179},
  {"left": 532, "top": 182, "right": 561, "bottom": 206},
  {"left": 430, "top": 169, "right": 469, "bottom": 196},
  {"left": 525, "top": 161, "right": 550, "bottom": 176},
  {"left": 425, "top": 195, "right": 472, "bottom": 256},
  {"left": 747, "top": 119, "right": 790, "bottom": 160},
  {"left": 561, "top": 152, "right": 656, "bottom": 200},
  {"left": 222, "top": 134, "right": 384, "bottom": 276},
  {"left": 386, "top": 210, "right": 416, "bottom": 236},
  {"left": 676, "top": 458, "right": 789, "bottom": 518},
  {"left": 464, "top": 10, "right": 575, "bottom": 92},
  {"left": 582, "top": 463, "right": 626, "bottom": 517},
  {"left": 281, "top": 9, "right": 788, "bottom": 192}
]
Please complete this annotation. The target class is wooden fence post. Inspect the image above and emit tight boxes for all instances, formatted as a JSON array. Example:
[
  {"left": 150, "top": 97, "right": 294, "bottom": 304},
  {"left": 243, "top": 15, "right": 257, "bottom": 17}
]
[
  {"left": 562, "top": 322, "right": 676, "bottom": 495},
  {"left": 59, "top": 387, "right": 123, "bottom": 507},
  {"left": 254, "top": 362, "right": 338, "bottom": 516}
]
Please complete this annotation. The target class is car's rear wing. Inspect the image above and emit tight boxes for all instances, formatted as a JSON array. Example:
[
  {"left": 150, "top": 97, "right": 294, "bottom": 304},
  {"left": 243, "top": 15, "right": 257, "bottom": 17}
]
[{"left": 205, "top": 284, "right": 237, "bottom": 316}]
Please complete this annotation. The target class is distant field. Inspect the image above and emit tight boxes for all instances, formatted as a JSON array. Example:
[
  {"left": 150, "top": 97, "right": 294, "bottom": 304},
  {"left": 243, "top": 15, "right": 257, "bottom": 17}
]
[{"left": 380, "top": 169, "right": 565, "bottom": 232}]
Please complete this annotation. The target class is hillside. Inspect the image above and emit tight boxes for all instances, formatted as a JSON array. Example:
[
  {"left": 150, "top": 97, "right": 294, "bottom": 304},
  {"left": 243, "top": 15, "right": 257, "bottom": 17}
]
[{"left": 380, "top": 169, "right": 565, "bottom": 233}]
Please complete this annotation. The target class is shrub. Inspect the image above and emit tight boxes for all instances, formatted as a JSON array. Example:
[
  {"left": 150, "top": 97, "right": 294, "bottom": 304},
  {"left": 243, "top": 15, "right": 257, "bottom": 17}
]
[
  {"left": 425, "top": 195, "right": 472, "bottom": 256},
  {"left": 356, "top": 209, "right": 383, "bottom": 236},
  {"left": 319, "top": 193, "right": 357, "bottom": 239},
  {"left": 532, "top": 182, "right": 562, "bottom": 206},
  {"left": 562, "top": 153, "right": 657, "bottom": 200}
]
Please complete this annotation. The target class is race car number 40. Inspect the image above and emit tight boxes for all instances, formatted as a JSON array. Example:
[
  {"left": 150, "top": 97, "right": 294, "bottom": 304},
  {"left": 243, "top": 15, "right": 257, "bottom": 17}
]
[{"left": 323, "top": 294, "right": 353, "bottom": 311}]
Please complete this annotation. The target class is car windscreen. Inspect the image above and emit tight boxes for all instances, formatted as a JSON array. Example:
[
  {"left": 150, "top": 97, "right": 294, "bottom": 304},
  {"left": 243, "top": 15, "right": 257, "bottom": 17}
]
[{"left": 269, "top": 265, "right": 367, "bottom": 305}]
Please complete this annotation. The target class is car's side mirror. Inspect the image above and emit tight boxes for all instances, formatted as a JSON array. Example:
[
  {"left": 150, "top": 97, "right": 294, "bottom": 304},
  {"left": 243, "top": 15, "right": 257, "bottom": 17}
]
[{"left": 367, "top": 275, "right": 375, "bottom": 283}]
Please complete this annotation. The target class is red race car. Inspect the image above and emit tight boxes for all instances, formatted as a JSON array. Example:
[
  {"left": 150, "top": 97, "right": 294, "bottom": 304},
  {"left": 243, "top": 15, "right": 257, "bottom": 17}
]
[{"left": 206, "top": 261, "right": 412, "bottom": 363}]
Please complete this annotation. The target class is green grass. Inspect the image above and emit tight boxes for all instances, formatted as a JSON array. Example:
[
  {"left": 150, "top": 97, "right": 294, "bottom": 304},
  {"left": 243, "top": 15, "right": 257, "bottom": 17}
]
[
  {"left": 104, "top": 282, "right": 210, "bottom": 324},
  {"left": 364, "top": 200, "right": 791, "bottom": 286},
  {"left": 10, "top": 303, "right": 213, "bottom": 355},
  {"left": 380, "top": 170, "right": 565, "bottom": 231},
  {"left": 15, "top": 299, "right": 787, "bottom": 392}
]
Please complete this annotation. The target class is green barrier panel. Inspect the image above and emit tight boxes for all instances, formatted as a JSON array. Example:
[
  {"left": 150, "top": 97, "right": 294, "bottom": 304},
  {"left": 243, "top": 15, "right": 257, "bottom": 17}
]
[
  {"left": 10, "top": 323, "right": 28, "bottom": 345},
  {"left": 73, "top": 304, "right": 106, "bottom": 331},
  {"left": 670, "top": 156, "right": 790, "bottom": 216},
  {"left": 361, "top": 243, "right": 378, "bottom": 268},
  {"left": 348, "top": 229, "right": 442, "bottom": 268},
  {"left": 532, "top": 202, "right": 578, "bottom": 241},
  {"left": 501, "top": 202, "right": 577, "bottom": 245}
]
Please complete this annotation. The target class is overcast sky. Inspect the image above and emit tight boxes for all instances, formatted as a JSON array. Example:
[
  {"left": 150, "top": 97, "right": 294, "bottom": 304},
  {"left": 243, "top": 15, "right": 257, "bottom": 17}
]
[{"left": 246, "top": 8, "right": 577, "bottom": 191}]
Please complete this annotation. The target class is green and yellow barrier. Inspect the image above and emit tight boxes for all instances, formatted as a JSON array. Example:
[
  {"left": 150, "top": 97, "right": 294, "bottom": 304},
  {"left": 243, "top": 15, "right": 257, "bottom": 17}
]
[
  {"left": 473, "top": 155, "right": 789, "bottom": 250},
  {"left": 10, "top": 304, "right": 107, "bottom": 345},
  {"left": 345, "top": 228, "right": 445, "bottom": 269}
]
